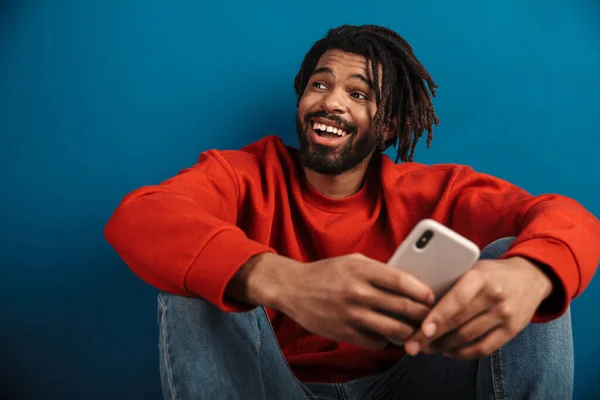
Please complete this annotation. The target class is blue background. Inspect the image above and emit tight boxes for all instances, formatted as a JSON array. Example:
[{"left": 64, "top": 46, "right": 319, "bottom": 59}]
[{"left": 1, "top": 0, "right": 598, "bottom": 398}]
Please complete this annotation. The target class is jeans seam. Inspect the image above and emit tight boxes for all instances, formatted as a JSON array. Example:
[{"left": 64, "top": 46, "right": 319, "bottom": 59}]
[
  {"left": 258, "top": 307, "right": 314, "bottom": 399},
  {"left": 255, "top": 309, "right": 262, "bottom": 353},
  {"left": 335, "top": 383, "right": 348, "bottom": 400},
  {"left": 158, "top": 293, "right": 167, "bottom": 312},
  {"left": 364, "top": 356, "right": 419, "bottom": 400},
  {"left": 159, "top": 297, "right": 178, "bottom": 400},
  {"left": 490, "top": 350, "right": 505, "bottom": 400}
]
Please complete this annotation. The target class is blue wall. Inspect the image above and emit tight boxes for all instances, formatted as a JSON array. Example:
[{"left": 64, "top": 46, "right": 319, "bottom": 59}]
[{"left": 1, "top": 0, "right": 598, "bottom": 398}]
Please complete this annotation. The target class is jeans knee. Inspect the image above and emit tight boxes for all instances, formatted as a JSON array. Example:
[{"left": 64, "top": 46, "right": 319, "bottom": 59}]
[
  {"left": 156, "top": 292, "right": 274, "bottom": 399},
  {"left": 158, "top": 291, "right": 208, "bottom": 311},
  {"left": 157, "top": 291, "right": 208, "bottom": 323},
  {"left": 518, "top": 305, "right": 573, "bottom": 346},
  {"left": 157, "top": 291, "right": 266, "bottom": 348},
  {"left": 480, "top": 237, "right": 516, "bottom": 260}
]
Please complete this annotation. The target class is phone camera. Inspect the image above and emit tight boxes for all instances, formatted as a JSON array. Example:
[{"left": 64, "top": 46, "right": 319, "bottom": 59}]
[{"left": 416, "top": 230, "right": 434, "bottom": 249}]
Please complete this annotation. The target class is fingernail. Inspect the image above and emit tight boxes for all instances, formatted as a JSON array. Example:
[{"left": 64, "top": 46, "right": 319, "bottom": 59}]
[
  {"left": 405, "top": 341, "right": 420, "bottom": 355},
  {"left": 423, "top": 322, "right": 436, "bottom": 338},
  {"left": 426, "top": 293, "right": 435, "bottom": 305}
]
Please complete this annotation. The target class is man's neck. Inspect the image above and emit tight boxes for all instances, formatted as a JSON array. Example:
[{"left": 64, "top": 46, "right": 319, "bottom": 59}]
[{"left": 303, "top": 158, "right": 371, "bottom": 199}]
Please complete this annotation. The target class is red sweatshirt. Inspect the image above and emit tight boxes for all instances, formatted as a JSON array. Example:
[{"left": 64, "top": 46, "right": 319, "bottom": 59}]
[{"left": 105, "top": 135, "right": 600, "bottom": 383}]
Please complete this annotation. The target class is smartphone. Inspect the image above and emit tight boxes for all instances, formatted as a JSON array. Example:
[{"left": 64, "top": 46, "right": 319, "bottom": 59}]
[{"left": 388, "top": 219, "right": 480, "bottom": 303}]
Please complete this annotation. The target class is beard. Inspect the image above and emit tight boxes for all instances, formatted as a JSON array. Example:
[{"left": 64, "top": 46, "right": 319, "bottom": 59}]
[{"left": 296, "top": 110, "right": 379, "bottom": 175}]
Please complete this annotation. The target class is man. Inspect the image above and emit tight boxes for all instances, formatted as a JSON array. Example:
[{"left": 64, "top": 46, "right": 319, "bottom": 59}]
[{"left": 105, "top": 25, "right": 600, "bottom": 399}]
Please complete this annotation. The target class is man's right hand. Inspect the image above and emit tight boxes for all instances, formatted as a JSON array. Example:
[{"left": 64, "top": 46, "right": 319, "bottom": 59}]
[{"left": 247, "top": 253, "right": 435, "bottom": 350}]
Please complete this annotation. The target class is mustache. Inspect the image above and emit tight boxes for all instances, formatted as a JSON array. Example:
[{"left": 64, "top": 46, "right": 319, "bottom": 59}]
[{"left": 303, "top": 110, "right": 358, "bottom": 135}]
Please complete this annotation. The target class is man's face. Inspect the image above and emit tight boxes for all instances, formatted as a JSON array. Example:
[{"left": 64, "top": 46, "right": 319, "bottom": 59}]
[{"left": 296, "top": 49, "right": 382, "bottom": 175}]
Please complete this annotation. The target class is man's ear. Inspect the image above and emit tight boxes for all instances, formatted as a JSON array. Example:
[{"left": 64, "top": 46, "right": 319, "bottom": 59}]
[{"left": 383, "top": 117, "right": 399, "bottom": 141}]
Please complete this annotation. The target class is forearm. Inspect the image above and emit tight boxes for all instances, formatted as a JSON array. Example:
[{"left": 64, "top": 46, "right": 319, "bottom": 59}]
[
  {"left": 448, "top": 167, "right": 600, "bottom": 319},
  {"left": 105, "top": 192, "right": 276, "bottom": 310}
]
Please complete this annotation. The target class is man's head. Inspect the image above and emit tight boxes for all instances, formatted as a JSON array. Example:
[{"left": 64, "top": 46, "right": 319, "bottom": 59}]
[{"left": 294, "top": 25, "right": 439, "bottom": 175}]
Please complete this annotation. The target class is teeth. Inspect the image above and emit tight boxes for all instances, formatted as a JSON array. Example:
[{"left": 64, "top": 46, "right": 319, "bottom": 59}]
[{"left": 312, "top": 121, "right": 347, "bottom": 137}]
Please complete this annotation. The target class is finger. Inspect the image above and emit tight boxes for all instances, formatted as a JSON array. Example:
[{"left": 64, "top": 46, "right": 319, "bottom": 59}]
[
  {"left": 351, "top": 325, "right": 390, "bottom": 350},
  {"left": 368, "top": 264, "right": 436, "bottom": 306},
  {"left": 430, "top": 312, "right": 502, "bottom": 352},
  {"left": 449, "top": 326, "right": 512, "bottom": 360},
  {"left": 420, "top": 291, "right": 491, "bottom": 352},
  {"left": 345, "top": 282, "right": 431, "bottom": 324},
  {"left": 404, "top": 269, "right": 486, "bottom": 354},
  {"left": 362, "top": 287, "right": 432, "bottom": 323},
  {"left": 343, "top": 327, "right": 389, "bottom": 350},
  {"left": 344, "top": 284, "right": 430, "bottom": 324},
  {"left": 349, "top": 309, "right": 415, "bottom": 345}
]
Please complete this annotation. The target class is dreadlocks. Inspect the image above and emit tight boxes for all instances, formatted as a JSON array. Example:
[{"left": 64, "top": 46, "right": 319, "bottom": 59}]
[{"left": 294, "top": 24, "right": 439, "bottom": 162}]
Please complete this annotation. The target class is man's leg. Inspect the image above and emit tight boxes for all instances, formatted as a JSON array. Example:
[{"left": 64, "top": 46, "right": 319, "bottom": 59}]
[
  {"left": 474, "top": 237, "right": 574, "bottom": 400},
  {"left": 157, "top": 292, "right": 314, "bottom": 400},
  {"left": 336, "top": 237, "right": 574, "bottom": 400}
]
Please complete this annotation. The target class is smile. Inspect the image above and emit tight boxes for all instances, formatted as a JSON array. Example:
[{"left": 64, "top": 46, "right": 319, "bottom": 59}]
[
  {"left": 308, "top": 120, "right": 351, "bottom": 147},
  {"left": 311, "top": 121, "right": 348, "bottom": 137}
]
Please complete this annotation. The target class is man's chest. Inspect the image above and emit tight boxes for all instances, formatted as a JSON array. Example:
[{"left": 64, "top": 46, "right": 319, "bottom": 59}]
[{"left": 240, "top": 200, "right": 403, "bottom": 264}]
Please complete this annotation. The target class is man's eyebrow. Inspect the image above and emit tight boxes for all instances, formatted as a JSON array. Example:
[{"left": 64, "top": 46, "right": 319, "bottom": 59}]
[
  {"left": 350, "top": 73, "right": 374, "bottom": 90},
  {"left": 311, "top": 67, "right": 375, "bottom": 90},
  {"left": 311, "top": 66, "right": 334, "bottom": 77}
]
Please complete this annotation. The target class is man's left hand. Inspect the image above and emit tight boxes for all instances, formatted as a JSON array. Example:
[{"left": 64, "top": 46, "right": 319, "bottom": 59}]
[{"left": 403, "top": 257, "right": 553, "bottom": 360}]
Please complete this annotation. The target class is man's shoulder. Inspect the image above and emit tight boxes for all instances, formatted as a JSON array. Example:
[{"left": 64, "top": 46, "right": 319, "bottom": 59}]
[
  {"left": 381, "top": 156, "right": 466, "bottom": 179},
  {"left": 205, "top": 135, "right": 294, "bottom": 173},
  {"left": 238, "top": 135, "right": 291, "bottom": 158}
]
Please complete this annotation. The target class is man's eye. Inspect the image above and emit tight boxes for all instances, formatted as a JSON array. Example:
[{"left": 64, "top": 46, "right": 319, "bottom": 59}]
[
  {"left": 351, "top": 92, "right": 368, "bottom": 100},
  {"left": 313, "top": 82, "right": 327, "bottom": 89}
]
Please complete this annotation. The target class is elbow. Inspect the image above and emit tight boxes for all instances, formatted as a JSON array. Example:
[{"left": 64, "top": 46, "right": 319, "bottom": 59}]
[
  {"left": 104, "top": 184, "right": 183, "bottom": 255},
  {"left": 103, "top": 188, "right": 146, "bottom": 248},
  {"left": 104, "top": 201, "right": 129, "bottom": 252},
  {"left": 103, "top": 208, "right": 120, "bottom": 248}
]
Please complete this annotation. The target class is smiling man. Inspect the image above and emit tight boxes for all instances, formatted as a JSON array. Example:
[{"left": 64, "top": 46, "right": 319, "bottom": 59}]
[
  {"left": 105, "top": 25, "right": 600, "bottom": 399},
  {"left": 297, "top": 52, "right": 381, "bottom": 178}
]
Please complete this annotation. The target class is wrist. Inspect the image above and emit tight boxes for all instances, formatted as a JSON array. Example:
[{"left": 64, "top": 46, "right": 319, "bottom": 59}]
[
  {"left": 530, "top": 260, "right": 559, "bottom": 301},
  {"left": 242, "top": 252, "right": 300, "bottom": 310},
  {"left": 512, "top": 256, "right": 553, "bottom": 299}
]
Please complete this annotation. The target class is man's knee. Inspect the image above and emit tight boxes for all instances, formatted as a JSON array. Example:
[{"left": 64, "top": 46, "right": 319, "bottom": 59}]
[
  {"left": 157, "top": 291, "right": 265, "bottom": 347},
  {"left": 157, "top": 291, "right": 215, "bottom": 326},
  {"left": 480, "top": 237, "right": 516, "bottom": 260}
]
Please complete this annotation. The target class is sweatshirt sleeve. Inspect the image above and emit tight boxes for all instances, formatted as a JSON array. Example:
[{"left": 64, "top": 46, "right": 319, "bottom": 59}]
[
  {"left": 104, "top": 150, "right": 275, "bottom": 312},
  {"left": 446, "top": 166, "right": 600, "bottom": 322}
]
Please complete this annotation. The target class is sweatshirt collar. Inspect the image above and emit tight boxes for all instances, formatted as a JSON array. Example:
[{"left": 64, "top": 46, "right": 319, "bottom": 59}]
[{"left": 299, "top": 156, "right": 381, "bottom": 214}]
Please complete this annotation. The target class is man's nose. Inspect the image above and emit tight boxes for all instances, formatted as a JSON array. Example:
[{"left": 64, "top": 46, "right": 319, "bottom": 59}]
[{"left": 320, "top": 89, "right": 346, "bottom": 115}]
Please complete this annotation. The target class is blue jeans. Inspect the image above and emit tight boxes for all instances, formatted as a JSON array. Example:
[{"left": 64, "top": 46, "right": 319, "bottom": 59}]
[{"left": 157, "top": 238, "right": 574, "bottom": 399}]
